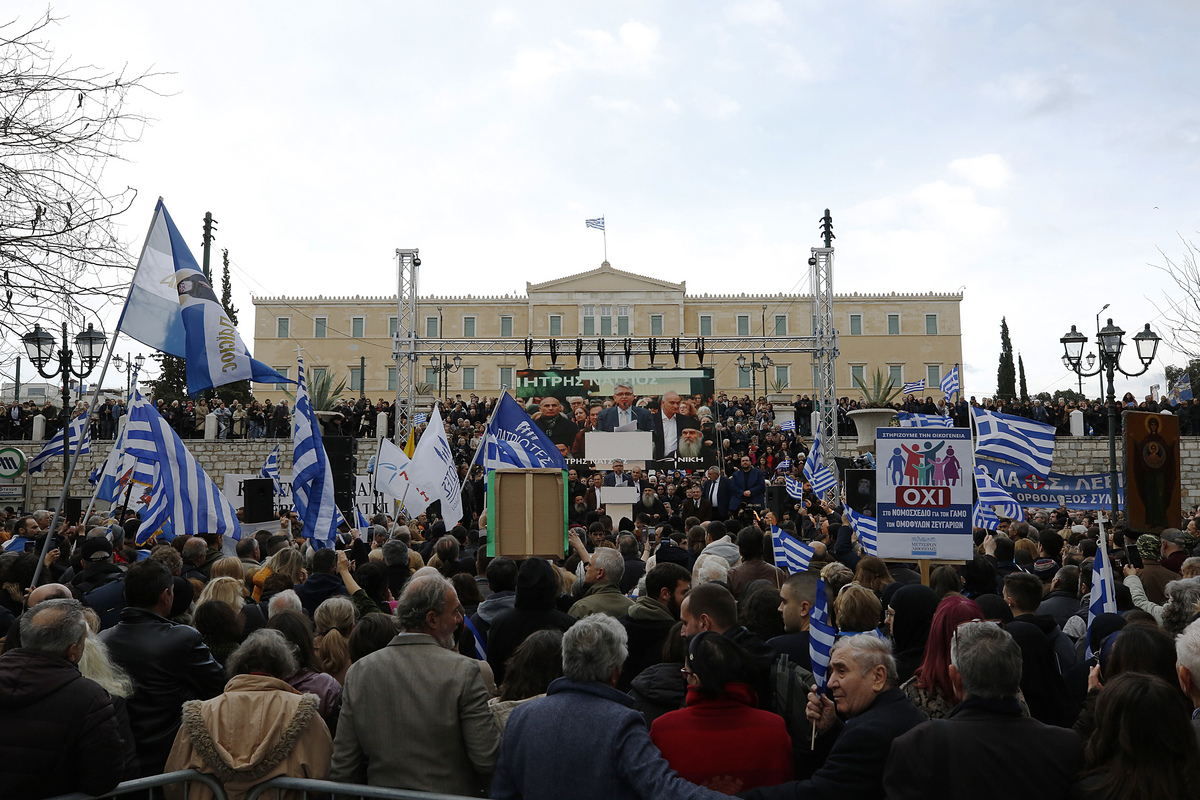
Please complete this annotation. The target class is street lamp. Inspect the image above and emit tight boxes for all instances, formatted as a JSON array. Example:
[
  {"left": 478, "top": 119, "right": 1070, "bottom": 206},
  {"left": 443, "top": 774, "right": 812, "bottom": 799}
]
[
  {"left": 1061, "top": 352, "right": 1095, "bottom": 395},
  {"left": 736, "top": 353, "right": 773, "bottom": 402},
  {"left": 22, "top": 321, "right": 106, "bottom": 475},
  {"left": 1060, "top": 317, "right": 1161, "bottom": 527},
  {"left": 112, "top": 353, "right": 146, "bottom": 395},
  {"left": 428, "top": 354, "right": 462, "bottom": 400}
]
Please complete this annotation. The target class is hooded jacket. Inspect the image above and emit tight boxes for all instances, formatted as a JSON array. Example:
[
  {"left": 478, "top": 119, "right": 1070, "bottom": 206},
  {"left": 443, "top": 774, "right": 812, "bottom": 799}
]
[
  {"left": 486, "top": 559, "right": 574, "bottom": 685},
  {"left": 0, "top": 649, "right": 125, "bottom": 800},
  {"left": 618, "top": 597, "right": 678, "bottom": 691},
  {"left": 164, "top": 674, "right": 332, "bottom": 800}
]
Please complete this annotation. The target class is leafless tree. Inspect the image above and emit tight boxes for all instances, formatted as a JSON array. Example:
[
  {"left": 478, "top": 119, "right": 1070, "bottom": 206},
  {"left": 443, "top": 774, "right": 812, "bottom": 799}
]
[
  {"left": 0, "top": 11, "right": 162, "bottom": 347},
  {"left": 1152, "top": 234, "right": 1200, "bottom": 360}
]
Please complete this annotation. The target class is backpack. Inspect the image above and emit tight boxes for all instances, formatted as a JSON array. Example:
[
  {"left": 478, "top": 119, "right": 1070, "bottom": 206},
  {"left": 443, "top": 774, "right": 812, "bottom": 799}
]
[{"left": 771, "top": 652, "right": 816, "bottom": 742}]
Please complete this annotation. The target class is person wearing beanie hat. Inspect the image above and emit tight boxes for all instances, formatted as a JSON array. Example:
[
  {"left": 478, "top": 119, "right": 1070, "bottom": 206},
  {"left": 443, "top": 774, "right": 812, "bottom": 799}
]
[
  {"left": 1127, "top": 533, "right": 1180, "bottom": 606},
  {"left": 1160, "top": 528, "right": 1189, "bottom": 574}
]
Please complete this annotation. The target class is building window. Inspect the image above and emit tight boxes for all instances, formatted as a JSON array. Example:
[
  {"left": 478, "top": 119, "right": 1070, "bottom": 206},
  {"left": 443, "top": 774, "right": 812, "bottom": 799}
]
[
  {"left": 313, "top": 317, "right": 327, "bottom": 339},
  {"left": 927, "top": 365, "right": 941, "bottom": 389},
  {"left": 499, "top": 366, "right": 514, "bottom": 389},
  {"left": 774, "top": 365, "right": 790, "bottom": 389},
  {"left": 774, "top": 315, "right": 787, "bottom": 336},
  {"left": 851, "top": 364, "right": 865, "bottom": 386},
  {"left": 601, "top": 306, "right": 613, "bottom": 336},
  {"left": 463, "top": 316, "right": 476, "bottom": 338},
  {"left": 926, "top": 314, "right": 938, "bottom": 335},
  {"left": 737, "top": 315, "right": 750, "bottom": 336},
  {"left": 699, "top": 315, "right": 712, "bottom": 337},
  {"left": 425, "top": 317, "right": 439, "bottom": 338},
  {"left": 424, "top": 367, "right": 438, "bottom": 386},
  {"left": 500, "top": 315, "right": 513, "bottom": 338},
  {"left": 462, "top": 367, "right": 476, "bottom": 391},
  {"left": 351, "top": 317, "right": 365, "bottom": 338},
  {"left": 389, "top": 316, "right": 398, "bottom": 337},
  {"left": 887, "top": 314, "right": 900, "bottom": 335},
  {"left": 311, "top": 367, "right": 327, "bottom": 385},
  {"left": 549, "top": 315, "right": 562, "bottom": 336},
  {"left": 617, "top": 306, "right": 630, "bottom": 336},
  {"left": 849, "top": 314, "right": 862, "bottom": 336},
  {"left": 349, "top": 367, "right": 363, "bottom": 392},
  {"left": 888, "top": 365, "right": 903, "bottom": 387},
  {"left": 738, "top": 366, "right": 751, "bottom": 388},
  {"left": 582, "top": 305, "right": 595, "bottom": 336},
  {"left": 387, "top": 367, "right": 397, "bottom": 391},
  {"left": 650, "top": 314, "right": 663, "bottom": 337},
  {"left": 276, "top": 317, "right": 290, "bottom": 338},
  {"left": 581, "top": 355, "right": 598, "bottom": 369}
]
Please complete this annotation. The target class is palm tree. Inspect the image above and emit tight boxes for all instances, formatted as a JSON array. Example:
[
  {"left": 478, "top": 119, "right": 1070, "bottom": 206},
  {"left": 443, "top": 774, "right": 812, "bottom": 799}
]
[{"left": 282, "top": 370, "right": 347, "bottom": 411}]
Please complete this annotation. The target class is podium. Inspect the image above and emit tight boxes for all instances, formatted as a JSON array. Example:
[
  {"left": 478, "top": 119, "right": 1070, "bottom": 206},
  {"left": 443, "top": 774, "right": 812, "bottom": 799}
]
[{"left": 599, "top": 486, "right": 640, "bottom": 528}]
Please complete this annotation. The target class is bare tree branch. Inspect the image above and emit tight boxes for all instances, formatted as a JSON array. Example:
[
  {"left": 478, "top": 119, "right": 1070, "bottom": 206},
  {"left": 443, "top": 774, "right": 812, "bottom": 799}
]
[{"left": 1150, "top": 233, "right": 1200, "bottom": 360}]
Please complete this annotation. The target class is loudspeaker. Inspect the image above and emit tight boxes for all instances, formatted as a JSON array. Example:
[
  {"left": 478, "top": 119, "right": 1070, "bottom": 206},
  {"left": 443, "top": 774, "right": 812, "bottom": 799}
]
[
  {"left": 242, "top": 478, "right": 276, "bottom": 524},
  {"left": 765, "top": 485, "right": 789, "bottom": 519},
  {"left": 323, "top": 436, "right": 358, "bottom": 515}
]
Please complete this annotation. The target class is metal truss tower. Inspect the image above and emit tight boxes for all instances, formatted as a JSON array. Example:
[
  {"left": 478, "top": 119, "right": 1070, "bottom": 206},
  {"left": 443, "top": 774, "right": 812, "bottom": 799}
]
[
  {"left": 392, "top": 248, "right": 419, "bottom": 445},
  {"left": 810, "top": 210, "right": 839, "bottom": 481}
]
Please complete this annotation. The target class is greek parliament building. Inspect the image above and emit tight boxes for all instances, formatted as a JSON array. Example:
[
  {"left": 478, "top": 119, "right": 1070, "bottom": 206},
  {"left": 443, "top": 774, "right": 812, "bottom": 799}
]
[{"left": 250, "top": 261, "right": 963, "bottom": 402}]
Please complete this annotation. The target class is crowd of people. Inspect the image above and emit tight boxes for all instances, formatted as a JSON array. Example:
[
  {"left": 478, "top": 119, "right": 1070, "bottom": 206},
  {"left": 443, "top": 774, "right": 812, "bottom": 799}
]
[{"left": 2, "top": 478, "right": 1200, "bottom": 800}]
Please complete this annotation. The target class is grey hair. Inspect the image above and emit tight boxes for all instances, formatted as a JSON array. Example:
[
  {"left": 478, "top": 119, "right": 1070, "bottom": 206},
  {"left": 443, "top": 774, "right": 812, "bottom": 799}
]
[
  {"left": 831, "top": 633, "right": 899, "bottom": 686},
  {"left": 226, "top": 629, "right": 299, "bottom": 680},
  {"left": 182, "top": 538, "right": 207, "bottom": 561},
  {"left": 590, "top": 547, "right": 625, "bottom": 584},
  {"left": 392, "top": 526, "right": 411, "bottom": 544},
  {"left": 1162, "top": 578, "right": 1200, "bottom": 635},
  {"left": 382, "top": 539, "right": 409, "bottom": 567},
  {"left": 613, "top": 383, "right": 634, "bottom": 394},
  {"left": 949, "top": 621, "right": 1022, "bottom": 700},
  {"left": 397, "top": 574, "right": 452, "bottom": 632},
  {"left": 1176, "top": 619, "right": 1200, "bottom": 679},
  {"left": 562, "top": 613, "right": 628, "bottom": 682},
  {"left": 267, "top": 589, "right": 302, "bottom": 618},
  {"left": 20, "top": 598, "right": 87, "bottom": 658},
  {"left": 693, "top": 554, "right": 730, "bottom": 586}
]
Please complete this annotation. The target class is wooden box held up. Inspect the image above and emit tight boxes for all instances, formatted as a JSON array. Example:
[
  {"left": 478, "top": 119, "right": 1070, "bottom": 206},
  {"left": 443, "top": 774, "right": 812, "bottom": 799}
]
[{"left": 486, "top": 469, "right": 568, "bottom": 559}]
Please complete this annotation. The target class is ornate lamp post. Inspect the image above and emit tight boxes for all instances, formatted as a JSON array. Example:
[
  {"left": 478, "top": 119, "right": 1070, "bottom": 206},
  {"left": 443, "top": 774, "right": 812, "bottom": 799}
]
[
  {"left": 736, "top": 353, "right": 773, "bottom": 404},
  {"left": 112, "top": 353, "right": 146, "bottom": 396},
  {"left": 22, "top": 321, "right": 105, "bottom": 475},
  {"left": 428, "top": 354, "right": 462, "bottom": 401}
]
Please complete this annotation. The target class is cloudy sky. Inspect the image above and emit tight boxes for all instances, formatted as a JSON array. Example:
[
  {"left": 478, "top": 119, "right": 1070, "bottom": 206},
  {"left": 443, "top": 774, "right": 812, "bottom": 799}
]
[{"left": 8, "top": 1, "right": 1200, "bottom": 400}]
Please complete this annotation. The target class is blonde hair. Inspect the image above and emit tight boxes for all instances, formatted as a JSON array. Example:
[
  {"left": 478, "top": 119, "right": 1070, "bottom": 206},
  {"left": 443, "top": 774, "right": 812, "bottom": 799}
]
[
  {"left": 834, "top": 583, "right": 883, "bottom": 635},
  {"left": 198, "top": 577, "right": 245, "bottom": 615},
  {"left": 78, "top": 633, "right": 134, "bottom": 699},
  {"left": 210, "top": 556, "right": 246, "bottom": 583},
  {"left": 314, "top": 595, "right": 355, "bottom": 678},
  {"left": 267, "top": 547, "right": 305, "bottom": 584}
]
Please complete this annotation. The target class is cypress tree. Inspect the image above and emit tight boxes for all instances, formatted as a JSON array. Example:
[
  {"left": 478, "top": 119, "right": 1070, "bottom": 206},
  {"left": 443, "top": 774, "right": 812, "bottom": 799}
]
[{"left": 997, "top": 318, "right": 1016, "bottom": 400}]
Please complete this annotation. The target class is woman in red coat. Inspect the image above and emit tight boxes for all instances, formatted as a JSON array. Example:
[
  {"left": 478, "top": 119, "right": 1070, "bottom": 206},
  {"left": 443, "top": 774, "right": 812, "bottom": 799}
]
[{"left": 650, "top": 632, "right": 793, "bottom": 794}]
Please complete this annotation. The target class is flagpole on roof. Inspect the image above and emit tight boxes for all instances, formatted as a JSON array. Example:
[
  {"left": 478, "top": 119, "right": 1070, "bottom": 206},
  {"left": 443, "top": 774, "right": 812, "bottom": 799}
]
[{"left": 603, "top": 215, "right": 607, "bottom": 263}]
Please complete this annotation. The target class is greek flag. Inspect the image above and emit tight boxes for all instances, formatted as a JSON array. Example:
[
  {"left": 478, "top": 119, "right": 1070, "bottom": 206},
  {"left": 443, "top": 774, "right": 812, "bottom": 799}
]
[
  {"left": 895, "top": 412, "right": 953, "bottom": 428},
  {"left": 781, "top": 419, "right": 796, "bottom": 432},
  {"left": 810, "top": 577, "right": 836, "bottom": 691},
  {"left": 972, "top": 501, "right": 1000, "bottom": 530},
  {"left": 414, "top": 412, "right": 428, "bottom": 425},
  {"left": 843, "top": 505, "right": 878, "bottom": 556},
  {"left": 28, "top": 413, "right": 91, "bottom": 475},
  {"left": 785, "top": 475, "right": 805, "bottom": 500},
  {"left": 777, "top": 458, "right": 791, "bottom": 472},
  {"left": 356, "top": 507, "right": 370, "bottom": 531},
  {"left": 902, "top": 379, "right": 925, "bottom": 395},
  {"left": 94, "top": 439, "right": 155, "bottom": 504},
  {"left": 940, "top": 366, "right": 960, "bottom": 399},
  {"left": 123, "top": 387, "right": 240, "bottom": 546},
  {"left": 1087, "top": 516, "right": 1118, "bottom": 657},
  {"left": 291, "top": 355, "right": 341, "bottom": 548},
  {"left": 802, "top": 431, "right": 838, "bottom": 495},
  {"left": 585, "top": 217, "right": 605, "bottom": 230},
  {"left": 474, "top": 393, "right": 566, "bottom": 471},
  {"left": 771, "top": 525, "right": 814, "bottom": 572},
  {"left": 972, "top": 407, "right": 1056, "bottom": 476},
  {"left": 973, "top": 465, "right": 1024, "bottom": 522},
  {"left": 3, "top": 537, "right": 29, "bottom": 553},
  {"left": 260, "top": 446, "right": 282, "bottom": 495},
  {"left": 1169, "top": 373, "right": 1193, "bottom": 406}
]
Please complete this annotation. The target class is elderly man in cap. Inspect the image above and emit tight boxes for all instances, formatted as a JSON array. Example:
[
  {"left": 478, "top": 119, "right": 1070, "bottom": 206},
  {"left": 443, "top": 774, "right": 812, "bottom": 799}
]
[{"left": 1161, "top": 527, "right": 1191, "bottom": 574}]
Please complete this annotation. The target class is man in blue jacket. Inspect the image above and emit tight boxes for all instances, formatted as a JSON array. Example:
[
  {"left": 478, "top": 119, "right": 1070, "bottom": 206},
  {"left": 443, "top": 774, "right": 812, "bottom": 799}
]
[
  {"left": 597, "top": 384, "right": 654, "bottom": 432},
  {"left": 730, "top": 456, "right": 766, "bottom": 514}
]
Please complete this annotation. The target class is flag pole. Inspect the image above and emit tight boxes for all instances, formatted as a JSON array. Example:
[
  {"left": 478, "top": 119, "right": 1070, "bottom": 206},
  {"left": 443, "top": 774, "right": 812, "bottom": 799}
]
[
  {"left": 603, "top": 216, "right": 607, "bottom": 262},
  {"left": 460, "top": 392, "right": 505, "bottom": 495}
]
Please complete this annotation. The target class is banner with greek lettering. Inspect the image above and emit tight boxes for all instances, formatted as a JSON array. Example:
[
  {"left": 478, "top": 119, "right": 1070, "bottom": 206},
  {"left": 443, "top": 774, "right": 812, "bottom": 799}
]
[
  {"left": 975, "top": 457, "right": 1124, "bottom": 510},
  {"left": 406, "top": 404, "right": 464, "bottom": 527},
  {"left": 875, "top": 428, "right": 974, "bottom": 560}
]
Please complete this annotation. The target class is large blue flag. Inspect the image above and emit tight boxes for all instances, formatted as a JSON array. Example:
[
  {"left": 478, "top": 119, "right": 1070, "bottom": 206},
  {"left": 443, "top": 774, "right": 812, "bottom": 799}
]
[
  {"left": 1086, "top": 516, "right": 1118, "bottom": 657},
  {"left": 940, "top": 365, "right": 960, "bottom": 399},
  {"left": 260, "top": 446, "right": 282, "bottom": 495},
  {"left": 972, "top": 501, "right": 1000, "bottom": 530},
  {"left": 974, "top": 465, "right": 1024, "bottom": 522},
  {"left": 895, "top": 412, "right": 953, "bottom": 428},
  {"left": 291, "top": 354, "right": 340, "bottom": 548},
  {"left": 123, "top": 387, "right": 240, "bottom": 545},
  {"left": 972, "top": 406, "right": 1056, "bottom": 476},
  {"left": 28, "top": 413, "right": 91, "bottom": 474},
  {"left": 810, "top": 577, "right": 836, "bottom": 691},
  {"left": 843, "top": 505, "right": 878, "bottom": 556},
  {"left": 474, "top": 393, "right": 567, "bottom": 471},
  {"left": 802, "top": 430, "right": 838, "bottom": 495}
]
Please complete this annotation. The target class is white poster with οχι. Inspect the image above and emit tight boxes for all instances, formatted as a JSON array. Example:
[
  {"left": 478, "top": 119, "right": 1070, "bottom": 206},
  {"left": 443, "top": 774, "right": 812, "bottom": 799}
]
[{"left": 875, "top": 428, "right": 974, "bottom": 560}]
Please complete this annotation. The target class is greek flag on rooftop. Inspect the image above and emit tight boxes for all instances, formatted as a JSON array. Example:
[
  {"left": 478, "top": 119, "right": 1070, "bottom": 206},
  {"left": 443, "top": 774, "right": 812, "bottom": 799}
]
[
  {"left": 802, "top": 430, "right": 838, "bottom": 494},
  {"left": 843, "top": 505, "right": 878, "bottom": 556},
  {"left": 1087, "top": 517, "right": 1118, "bottom": 657},
  {"left": 973, "top": 465, "right": 1024, "bottom": 522},
  {"left": 260, "top": 446, "right": 282, "bottom": 495},
  {"left": 810, "top": 578, "right": 836, "bottom": 691},
  {"left": 474, "top": 393, "right": 566, "bottom": 471},
  {"left": 972, "top": 501, "right": 1000, "bottom": 530},
  {"left": 292, "top": 354, "right": 341, "bottom": 548},
  {"left": 771, "top": 525, "right": 814, "bottom": 573},
  {"left": 895, "top": 412, "right": 954, "bottom": 428},
  {"left": 902, "top": 379, "right": 926, "bottom": 395},
  {"left": 585, "top": 217, "right": 604, "bottom": 230},
  {"left": 972, "top": 406, "right": 1056, "bottom": 476},
  {"left": 123, "top": 386, "right": 240, "bottom": 546},
  {"left": 781, "top": 419, "right": 796, "bottom": 432},
  {"left": 29, "top": 413, "right": 91, "bottom": 475},
  {"left": 940, "top": 366, "right": 960, "bottom": 399}
]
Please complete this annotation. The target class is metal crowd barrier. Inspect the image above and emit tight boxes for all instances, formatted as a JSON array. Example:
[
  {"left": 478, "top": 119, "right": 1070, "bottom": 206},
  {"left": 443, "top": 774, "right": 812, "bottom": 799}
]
[
  {"left": 47, "top": 769, "right": 228, "bottom": 800},
  {"left": 244, "top": 777, "right": 477, "bottom": 800}
]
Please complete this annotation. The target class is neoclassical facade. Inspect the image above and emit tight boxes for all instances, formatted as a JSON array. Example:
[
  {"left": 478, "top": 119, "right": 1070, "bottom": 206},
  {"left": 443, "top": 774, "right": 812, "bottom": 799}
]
[{"left": 251, "top": 261, "right": 964, "bottom": 403}]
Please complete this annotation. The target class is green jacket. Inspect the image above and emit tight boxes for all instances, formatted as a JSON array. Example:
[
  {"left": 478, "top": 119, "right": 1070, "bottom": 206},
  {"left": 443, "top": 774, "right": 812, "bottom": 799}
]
[{"left": 568, "top": 582, "right": 634, "bottom": 620}]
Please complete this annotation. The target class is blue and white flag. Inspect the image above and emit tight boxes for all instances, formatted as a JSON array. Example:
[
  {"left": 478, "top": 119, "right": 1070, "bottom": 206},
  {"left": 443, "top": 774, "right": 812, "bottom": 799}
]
[
  {"left": 902, "top": 379, "right": 926, "bottom": 395},
  {"left": 781, "top": 419, "right": 796, "bottom": 432},
  {"left": 777, "top": 458, "right": 791, "bottom": 472},
  {"left": 407, "top": 404, "right": 464, "bottom": 527},
  {"left": 474, "top": 393, "right": 567, "bottom": 471},
  {"left": 810, "top": 578, "right": 836, "bottom": 691},
  {"left": 1169, "top": 373, "right": 1193, "bottom": 406},
  {"left": 843, "top": 505, "right": 878, "bottom": 556},
  {"left": 972, "top": 501, "right": 1000, "bottom": 530},
  {"left": 356, "top": 507, "right": 370, "bottom": 531},
  {"left": 972, "top": 406, "right": 1056, "bottom": 476},
  {"left": 1086, "top": 516, "right": 1118, "bottom": 657},
  {"left": 123, "top": 387, "right": 240, "bottom": 546},
  {"left": 375, "top": 437, "right": 418, "bottom": 504},
  {"left": 291, "top": 355, "right": 341, "bottom": 548},
  {"left": 940, "top": 366, "right": 960, "bottom": 399},
  {"left": 785, "top": 475, "right": 805, "bottom": 501},
  {"left": 973, "top": 465, "right": 1024, "bottom": 522},
  {"left": 94, "top": 441, "right": 155, "bottom": 504},
  {"left": 895, "top": 412, "right": 954, "bottom": 428},
  {"left": 3, "top": 537, "right": 29, "bottom": 553},
  {"left": 28, "top": 413, "right": 91, "bottom": 475},
  {"left": 802, "top": 430, "right": 838, "bottom": 495},
  {"left": 585, "top": 217, "right": 605, "bottom": 231},
  {"left": 771, "top": 525, "right": 814, "bottom": 572},
  {"left": 260, "top": 446, "right": 282, "bottom": 495},
  {"left": 414, "top": 412, "right": 428, "bottom": 426}
]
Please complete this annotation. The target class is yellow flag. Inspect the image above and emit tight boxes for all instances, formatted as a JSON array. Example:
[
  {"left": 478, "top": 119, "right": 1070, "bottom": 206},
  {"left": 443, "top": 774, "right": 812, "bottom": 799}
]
[{"left": 403, "top": 426, "right": 416, "bottom": 458}]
